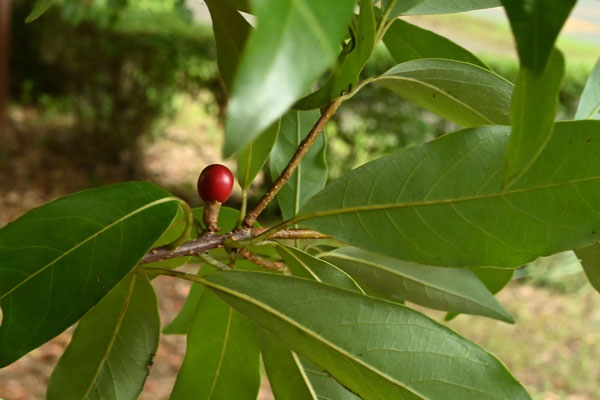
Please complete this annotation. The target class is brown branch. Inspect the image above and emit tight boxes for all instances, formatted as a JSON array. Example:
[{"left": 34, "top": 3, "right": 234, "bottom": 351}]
[
  {"left": 242, "top": 96, "right": 344, "bottom": 227},
  {"left": 253, "top": 228, "right": 330, "bottom": 240},
  {"left": 237, "top": 248, "right": 287, "bottom": 271}
]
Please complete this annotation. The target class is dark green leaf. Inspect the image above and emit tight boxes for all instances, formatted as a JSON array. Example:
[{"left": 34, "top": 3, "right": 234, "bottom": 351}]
[
  {"left": 575, "top": 57, "right": 600, "bottom": 120},
  {"left": 203, "top": 271, "right": 530, "bottom": 399},
  {"left": 574, "top": 242, "right": 600, "bottom": 294},
  {"left": 260, "top": 330, "right": 359, "bottom": 400},
  {"left": 205, "top": 0, "right": 252, "bottom": 92},
  {"left": 270, "top": 110, "right": 327, "bottom": 219},
  {"left": 25, "top": 0, "right": 53, "bottom": 23},
  {"left": 471, "top": 267, "right": 514, "bottom": 294},
  {"left": 383, "top": 19, "right": 488, "bottom": 69},
  {"left": 298, "top": 120, "right": 600, "bottom": 268},
  {"left": 47, "top": 274, "right": 159, "bottom": 399},
  {"left": 277, "top": 245, "right": 363, "bottom": 293},
  {"left": 237, "top": 121, "right": 280, "bottom": 189},
  {"left": 222, "top": 0, "right": 251, "bottom": 13},
  {"left": 224, "top": 0, "right": 355, "bottom": 157},
  {"left": 322, "top": 247, "right": 513, "bottom": 322},
  {"left": 170, "top": 289, "right": 260, "bottom": 399},
  {"left": 375, "top": 59, "right": 513, "bottom": 127},
  {"left": 0, "top": 182, "right": 178, "bottom": 367},
  {"left": 295, "top": 0, "right": 376, "bottom": 109},
  {"left": 500, "top": 0, "right": 575, "bottom": 73}
]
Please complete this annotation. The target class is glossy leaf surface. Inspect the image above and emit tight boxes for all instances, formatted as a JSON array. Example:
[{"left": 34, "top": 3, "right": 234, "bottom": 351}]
[
  {"left": 270, "top": 110, "right": 327, "bottom": 219},
  {"left": 575, "top": 57, "right": 600, "bottom": 120},
  {"left": 299, "top": 121, "right": 600, "bottom": 268},
  {"left": 224, "top": 0, "right": 355, "bottom": 157},
  {"left": 170, "top": 289, "right": 260, "bottom": 399},
  {"left": 47, "top": 274, "right": 159, "bottom": 400},
  {"left": 375, "top": 59, "right": 513, "bottom": 127},
  {"left": 383, "top": 19, "right": 487, "bottom": 69},
  {"left": 203, "top": 271, "right": 530, "bottom": 399},
  {"left": 238, "top": 121, "right": 280, "bottom": 189},
  {"left": 500, "top": 0, "right": 576, "bottom": 73},
  {"left": 277, "top": 245, "right": 363, "bottom": 293},
  {"left": 0, "top": 182, "right": 178, "bottom": 367},
  {"left": 322, "top": 247, "right": 513, "bottom": 322},
  {"left": 503, "top": 49, "right": 565, "bottom": 188}
]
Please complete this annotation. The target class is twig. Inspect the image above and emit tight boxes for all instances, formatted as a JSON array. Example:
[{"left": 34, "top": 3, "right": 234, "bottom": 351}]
[
  {"left": 253, "top": 228, "right": 330, "bottom": 240},
  {"left": 237, "top": 248, "right": 287, "bottom": 271},
  {"left": 242, "top": 97, "right": 344, "bottom": 227},
  {"left": 198, "top": 252, "right": 231, "bottom": 270}
]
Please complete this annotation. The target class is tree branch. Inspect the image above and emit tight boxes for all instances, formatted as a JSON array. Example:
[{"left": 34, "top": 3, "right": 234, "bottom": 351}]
[
  {"left": 237, "top": 248, "right": 287, "bottom": 271},
  {"left": 242, "top": 96, "right": 344, "bottom": 227}
]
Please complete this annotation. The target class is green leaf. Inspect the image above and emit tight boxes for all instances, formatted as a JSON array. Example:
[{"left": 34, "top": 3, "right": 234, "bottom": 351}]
[
  {"left": 575, "top": 57, "right": 600, "bottom": 120},
  {"left": 144, "top": 205, "right": 194, "bottom": 270},
  {"left": 277, "top": 245, "right": 363, "bottom": 293},
  {"left": 471, "top": 267, "right": 514, "bottom": 294},
  {"left": 25, "top": 0, "right": 53, "bottom": 23},
  {"left": 170, "top": 289, "right": 261, "bottom": 399},
  {"left": 295, "top": 0, "right": 376, "bottom": 109},
  {"left": 205, "top": 0, "right": 252, "bottom": 92},
  {"left": 322, "top": 247, "right": 513, "bottom": 323},
  {"left": 193, "top": 206, "right": 243, "bottom": 233},
  {"left": 260, "top": 330, "right": 360, "bottom": 400},
  {"left": 383, "top": 19, "right": 488, "bottom": 69},
  {"left": 383, "top": 0, "right": 500, "bottom": 18},
  {"left": 47, "top": 274, "right": 159, "bottom": 400},
  {"left": 574, "top": 242, "right": 600, "bottom": 294},
  {"left": 224, "top": 0, "right": 355, "bottom": 157},
  {"left": 375, "top": 59, "right": 513, "bottom": 127},
  {"left": 503, "top": 49, "right": 565, "bottom": 188},
  {"left": 500, "top": 0, "right": 576, "bottom": 73},
  {"left": 237, "top": 121, "right": 280, "bottom": 189},
  {"left": 202, "top": 271, "right": 530, "bottom": 399},
  {"left": 222, "top": 0, "right": 251, "bottom": 13},
  {"left": 269, "top": 110, "right": 327, "bottom": 220},
  {"left": 297, "top": 120, "right": 600, "bottom": 268},
  {"left": 0, "top": 182, "right": 179, "bottom": 367}
]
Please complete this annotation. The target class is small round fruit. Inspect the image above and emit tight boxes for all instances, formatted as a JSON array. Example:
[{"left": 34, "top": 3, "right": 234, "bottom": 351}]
[{"left": 197, "top": 164, "right": 234, "bottom": 203}]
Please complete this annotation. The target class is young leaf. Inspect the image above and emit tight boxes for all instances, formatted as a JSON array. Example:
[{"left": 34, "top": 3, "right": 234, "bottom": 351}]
[
  {"left": 574, "top": 242, "right": 600, "bottom": 294},
  {"left": 260, "top": 330, "right": 360, "bottom": 400},
  {"left": 503, "top": 49, "right": 565, "bottom": 188},
  {"left": 224, "top": 0, "right": 355, "bottom": 157},
  {"left": 0, "top": 182, "right": 179, "bottom": 367},
  {"left": 383, "top": 0, "right": 500, "bottom": 18},
  {"left": 277, "top": 244, "right": 364, "bottom": 293},
  {"left": 500, "top": 0, "right": 576, "bottom": 73},
  {"left": 269, "top": 110, "right": 327, "bottom": 220},
  {"left": 237, "top": 121, "right": 280, "bottom": 190},
  {"left": 375, "top": 59, "right": 513, "bottom": 127},
  {"left": 383, "top": 19, "right": 488, "bottom": 69},
  {"left": 575, "top": 57, "right": 600, "bottom": 120},
  {"left": 322, "top": 247, "right": 513, "bottom": 323},
  {"left": 295, "top": 0, "right": 376, "bottom": 110},
  {"left": 201, "top": 271, "right": 530, "bottom": 399},
  {"left": 47, "top": 274, "right": 159, "bottom": 400},
  {"left": 297, "top": 120, "right": 600, "bottom": 269},
  {"left": 170, "top": 289, "right": 261, "bottom": 399},
  {"left": 25, "top": 0, "right": 53, "bottom": 23},
  {"left": 205, "top": 0, "right": 252, "bottom": 92}
]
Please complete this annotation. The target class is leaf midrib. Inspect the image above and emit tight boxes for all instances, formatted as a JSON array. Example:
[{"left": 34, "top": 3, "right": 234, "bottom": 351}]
[
  {"left": 0, "top": 197, "right": 178, "bottom": 300},
  {"left": 207, "top": 306, "right": 233, "bottom": 398}
]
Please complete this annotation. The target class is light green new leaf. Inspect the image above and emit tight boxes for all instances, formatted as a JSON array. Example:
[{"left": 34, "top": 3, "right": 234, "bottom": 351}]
[
  {"left": 297, "top": 120, "right": 600, "bottom": 269},
  {"left": 144, "top": 205, "right": 194, "bottom": 271},
  {"left": 383, "top": 19, "right": 488, "bottom": 69},
  {"left": 277, "top": 245, "right": 363, "bottom": 293},
  {"left": 260, "top": 330, "right": 360, "bottom": 400},
  {"left": 574, "top": 242, "right": 600, "bottom": 294},
  {"left": 383, "top": 0, "right": 500, "bottom": 18},
  {"left": 25, "top": 0, "right": 53, "bottom": 23},
  {"left": 503, "top": 49, "right": 564, "bottom": 188},
  {"left": 270, "top": 110, "right": 327, "bottom": 220},
  {"left": 295, "top": 0, "right": 376, "bottom": 109},
  {"left": 47, "top": 274, "right": 159, "bottom": 400},
  {"left": 170, "top": 289, "right": 260, "bottom": 400},
  {"left": 322, "top": 247, "right": 513, "bottom": 322},
  {"left": 237, "top": 121, "right": 280, "bottom": 189},
  {"left": 375, "top": 59, "right": 513, "bottom": 127},
  {"left": 205, "top": 0, "right": 252, "bottom": 92},
  {"left": 575, "top": 57, "right": 600, "bottom": 120},
  {"left": 202, "top": 271, "right": 530, "bottom": 399},
  {"left": 0, "top": 182, "right": 179, "bottom": 367},
  {"left": 224, "top": 0, "right": 355, "bottom": 157},
  {"left": 500, "top": 0, "right": 575, "bottom": 73}
]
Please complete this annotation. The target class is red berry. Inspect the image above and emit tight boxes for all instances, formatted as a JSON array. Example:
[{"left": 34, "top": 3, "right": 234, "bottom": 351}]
[{"left": 197, "top": 164, "right": 234, "bottom": 203}]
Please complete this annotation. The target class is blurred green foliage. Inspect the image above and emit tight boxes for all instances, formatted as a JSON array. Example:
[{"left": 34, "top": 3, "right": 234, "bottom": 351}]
[{"left": 11, "top": 0, "right": 218, "bottom": 170}]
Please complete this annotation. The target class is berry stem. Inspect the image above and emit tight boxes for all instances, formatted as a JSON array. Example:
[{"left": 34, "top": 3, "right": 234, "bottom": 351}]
[{"left": 203, "top": 200, "right": 222, "bottom": 232}]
